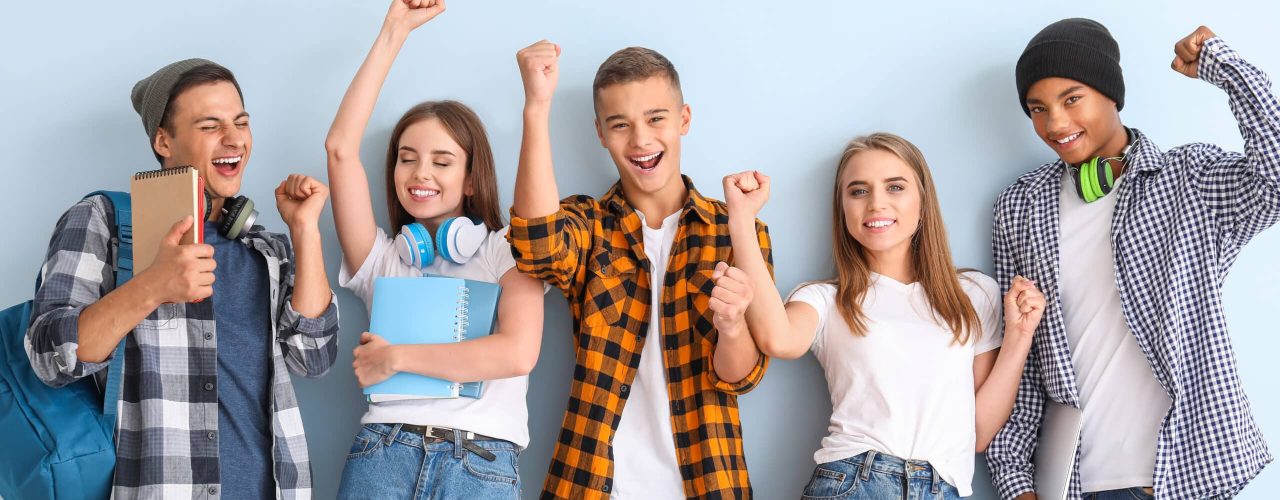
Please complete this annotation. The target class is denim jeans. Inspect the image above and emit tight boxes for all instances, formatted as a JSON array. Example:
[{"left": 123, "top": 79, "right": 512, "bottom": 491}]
[
  {"left": 336, "top": 423, "right": 521, "bottom": 500},
  {"left": 801, "top": 450, "right": 960, "bottom": 500},
  {"left": 1083, "top": 487, "right": 1155, "bottom": 500}
]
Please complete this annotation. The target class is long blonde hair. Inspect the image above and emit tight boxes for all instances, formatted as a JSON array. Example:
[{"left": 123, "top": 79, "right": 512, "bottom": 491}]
[{"left": 828, "top": 132, "right": 980, "bottom": 344}]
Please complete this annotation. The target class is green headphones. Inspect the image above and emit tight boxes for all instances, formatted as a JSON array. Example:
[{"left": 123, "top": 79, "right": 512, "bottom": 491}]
[{"left": 1070, "top": 127, "right": 1135, "bottom": 203}]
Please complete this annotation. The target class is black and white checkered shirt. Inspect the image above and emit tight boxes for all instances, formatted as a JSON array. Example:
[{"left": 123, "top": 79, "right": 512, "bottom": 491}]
[
  {"left": 24, "top": 194, "right": 340, "bottom": 499},
  {"left": 986, "top": 37, "right": 1278, "bottom": 499}
]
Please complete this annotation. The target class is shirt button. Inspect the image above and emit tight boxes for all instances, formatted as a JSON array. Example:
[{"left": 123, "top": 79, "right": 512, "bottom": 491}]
[
  {"left": 208, "top": 485, "right": 218, "bottom": 495},
  {"left": 207, "top": 431, "right": 216, "bottom": 440},
  {"left": 619, "top": 384, "right": 629, "bottom": 394},
  {"left": 204, "top": 382, "right": 214, "bottom": 391},
  {"left": 602, "top": 484, "right": 611, "bottom": 493},
  {"left": 671, "top": 401, "right": 682, "bottom": 412},
  {"left": 204, "top": 332, "right": 213, "bottom": 340}
]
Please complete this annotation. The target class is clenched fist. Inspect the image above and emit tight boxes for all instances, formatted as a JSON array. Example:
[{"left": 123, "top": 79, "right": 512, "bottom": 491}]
[
  {"left": 1171, "top": 26, "right": 1217, "bottom": 79},
  {"left": 517, "top": 40, "right": 561, "bottom": 106}
]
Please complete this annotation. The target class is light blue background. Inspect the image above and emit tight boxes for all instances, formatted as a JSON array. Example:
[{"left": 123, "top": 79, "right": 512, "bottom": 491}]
[{"left": 3, "top": 1, "right": 1278, "bottom": 498}]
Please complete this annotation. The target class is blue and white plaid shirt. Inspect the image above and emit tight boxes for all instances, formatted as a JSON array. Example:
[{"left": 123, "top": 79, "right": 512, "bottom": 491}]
[
  {"left": 987, "top": 37, "right": 1278, "bottom": 499},
  {"left": 24, "top": 194, "right": 340, "bottom": 499}
]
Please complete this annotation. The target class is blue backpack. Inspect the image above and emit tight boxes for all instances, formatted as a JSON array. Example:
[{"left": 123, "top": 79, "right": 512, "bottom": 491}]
[{"left": 0, "top": 191, "right": 131, "bottom": 500}]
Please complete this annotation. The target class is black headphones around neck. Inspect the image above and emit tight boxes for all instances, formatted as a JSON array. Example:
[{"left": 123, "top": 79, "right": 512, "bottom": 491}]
[{"left": 203, "top": 192, "right": 258, "bottom": 240}]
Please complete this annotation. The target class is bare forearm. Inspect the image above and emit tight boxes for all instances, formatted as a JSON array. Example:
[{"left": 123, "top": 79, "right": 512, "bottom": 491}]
[
  {"left": 289, "top": 225, "right": 332, "bottom": 318},
  {"left": 713, "top": 325, "right": 760, "bottom": 384},
  {"left": 391, "top": 333, "right": 539, "bottom": 382},
  {"left": 76, "top": 274, "right": 163, "bottom": 363},
  {"left": 975, "top": 335, "right": 1034, "bottom": 450},
  {"left": 513, "top": 103, "right": 561, "bottom": 219},
  {"left": 728, "top": 216, "right": 800, "bottom": 359}
]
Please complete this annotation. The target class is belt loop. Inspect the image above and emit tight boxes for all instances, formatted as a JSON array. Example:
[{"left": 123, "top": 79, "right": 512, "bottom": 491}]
[
  {"left": 859, "top": 450, "right": 876, "bottom": 481},
  {"left": 930, "top": 461, "right": 940, "bottom": 494},
  {"left": 385, "top": 423, "right": 403, "bottom": 447},
  {"left": 452, "top": 429, "right": 464, "bottom": 459}
]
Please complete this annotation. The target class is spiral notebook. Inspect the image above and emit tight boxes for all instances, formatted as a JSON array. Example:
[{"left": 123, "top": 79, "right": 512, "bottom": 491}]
[
  {"left": 363, "top": 276, "right": 502, "bottom": 402},
  {"left": 129, "top": 166, "right": 205, "bottom": 273}
]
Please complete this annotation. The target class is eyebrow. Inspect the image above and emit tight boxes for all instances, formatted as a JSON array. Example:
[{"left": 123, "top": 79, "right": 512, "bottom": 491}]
[
  {"left": 1026, "top": 85, "right": 1085, "bottom": 105},
  {"left": 847, "top": 176, "right": 909, "bottom": 188},
  {"left": 398, "top": 146, "right": 456, "bottom": 157},
  {"left": 604, "top": 108, "right": 671, "bottom": 123},
  {"left": 192, "top": 112, "right": 250, "bottom": 124}
]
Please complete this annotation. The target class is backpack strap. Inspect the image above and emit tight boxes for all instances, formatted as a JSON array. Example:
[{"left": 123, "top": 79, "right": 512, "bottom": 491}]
[{"left": 86, "top": 190, "right": 131, "bottom": 439}]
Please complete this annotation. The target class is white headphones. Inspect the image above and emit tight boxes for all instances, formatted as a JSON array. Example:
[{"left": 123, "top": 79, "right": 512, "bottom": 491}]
[{"left": 395, "top": 217, "right": 488, "bottom": 268}]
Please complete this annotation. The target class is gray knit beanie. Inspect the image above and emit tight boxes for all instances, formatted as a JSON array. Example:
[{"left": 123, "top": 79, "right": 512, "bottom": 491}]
[{"left": 130, "top": 58, "right": 220, "bottom": 145}]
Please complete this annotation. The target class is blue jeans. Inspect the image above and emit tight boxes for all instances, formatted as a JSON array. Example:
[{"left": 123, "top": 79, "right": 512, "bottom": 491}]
[
  {"left": 336, "top": 423, "right": 521, "bottom": 500},
  {"left": 801, "top": 450, "right": 961, "bottom": 500},
  {"left": 1084, "top": 487, "right": 1155, "bottom": 500}
]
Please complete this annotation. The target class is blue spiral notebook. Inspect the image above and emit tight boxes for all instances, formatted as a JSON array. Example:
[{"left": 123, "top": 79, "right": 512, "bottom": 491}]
[{"left": 363, "top": 276, "right": 502, "bottom": 402}]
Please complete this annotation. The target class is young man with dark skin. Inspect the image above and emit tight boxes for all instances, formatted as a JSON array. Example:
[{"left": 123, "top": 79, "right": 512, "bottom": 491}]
[
  {"left": 25, "top": 59, "right": 339, "bottom": 499},
  {"left": 987, "top": 19, "right": 1278, "bottom": 500}
]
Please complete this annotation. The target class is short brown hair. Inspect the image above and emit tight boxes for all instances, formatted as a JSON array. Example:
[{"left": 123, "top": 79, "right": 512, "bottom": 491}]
[
  {"left": 592, "top": 47, "right": 682, "bottom": 113},
  {"left": 384, "top": 101, "right": 504, "bottom": 233}
]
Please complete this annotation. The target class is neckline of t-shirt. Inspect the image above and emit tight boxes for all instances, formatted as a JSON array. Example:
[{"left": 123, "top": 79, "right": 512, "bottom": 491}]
[
  {"left": 869, "top": 271, "right": 919, "bottom": 292},
  {"left": 636, "top": 210, "right": 682, "bottom": 233}
]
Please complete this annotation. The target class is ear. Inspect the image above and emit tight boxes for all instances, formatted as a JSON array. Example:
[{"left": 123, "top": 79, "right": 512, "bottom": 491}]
[
  {"left": 153, "top": 128, "right": 174, "bottom": 162},
  {"left": 679, "top": 103, "right": 692, "bottom": 136},
  {"left": 463, "top": 172, "right": 475, "bottom": 197},
  {"left": 595, "top": 118, "right": 606, "bottom": 148}
]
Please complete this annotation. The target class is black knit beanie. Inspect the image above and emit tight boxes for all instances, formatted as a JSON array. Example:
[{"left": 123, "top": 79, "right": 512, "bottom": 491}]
[{"left": 1015, "top": 18, "right": 1124, "bottom": 117}]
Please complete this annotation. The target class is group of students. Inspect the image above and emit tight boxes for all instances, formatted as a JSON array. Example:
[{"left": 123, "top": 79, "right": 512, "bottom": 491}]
[{"left": 20, "top": 0, "right": 1280, "bottom": 499}]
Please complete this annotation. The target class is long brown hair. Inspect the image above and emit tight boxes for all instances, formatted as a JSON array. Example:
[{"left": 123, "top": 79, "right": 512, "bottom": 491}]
[
  {"left": 384, "top": 101, "right": 504, "bottom": 232},
  {"left": 828, "top": 132, "right": 981, "bottom": 344}
]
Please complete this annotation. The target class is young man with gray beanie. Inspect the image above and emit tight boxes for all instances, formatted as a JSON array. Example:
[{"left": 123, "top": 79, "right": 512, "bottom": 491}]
[
  {"left": 25, "top": 58, "right": 340, "bottom": 499},
  {"left": 986, "top": 19, "right": 1278, "bottom": 500}
]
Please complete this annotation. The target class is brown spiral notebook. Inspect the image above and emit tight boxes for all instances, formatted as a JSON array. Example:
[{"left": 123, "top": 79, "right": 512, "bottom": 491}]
[{"left": 129, "top": 166, "right": 205, "bottom": 274}]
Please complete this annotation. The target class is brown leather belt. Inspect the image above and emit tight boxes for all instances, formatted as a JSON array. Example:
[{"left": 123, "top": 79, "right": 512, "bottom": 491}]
[{"left": 399, "top": 424, "right": 498, "bottom": 461}]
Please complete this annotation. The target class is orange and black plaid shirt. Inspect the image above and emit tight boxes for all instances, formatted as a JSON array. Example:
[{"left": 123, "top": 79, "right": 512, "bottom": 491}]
[{"left": 508, "top": 175, "right": 773, "bottom": 499}]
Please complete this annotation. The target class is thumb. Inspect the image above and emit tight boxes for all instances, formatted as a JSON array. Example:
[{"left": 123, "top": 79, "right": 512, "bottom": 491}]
[
  {"left": 360, "top": 332, "right": 374, "bottom": 344},
  {"left": 164, "top": 216, "right": 195, "bottom": 246},
  {"left": 553, "top": 43, "right": 562, "bottom": 57},
  {"left": 712, "top": 261, "right": 729, "bottom": 281}
]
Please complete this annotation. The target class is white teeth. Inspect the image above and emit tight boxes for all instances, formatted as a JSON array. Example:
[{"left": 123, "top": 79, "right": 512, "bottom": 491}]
[
  {"left": 410, "top": 189, "right": 439, "bottom": 197},
  {"left": 1056, "top": 133, "right": 1080, "bottom": 145},
  {"left": 213, "top": 156, "right": 242, "bottom": 164},
  {"left": 865, "top": 220, "right": 894, "bottom": 228},
  {"left": 632, "top": 152, "right": 661, "bottom": 162}
]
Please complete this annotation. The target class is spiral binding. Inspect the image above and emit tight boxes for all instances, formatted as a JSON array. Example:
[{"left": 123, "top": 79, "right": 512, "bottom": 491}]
[
  {"left": 453, "top": 284, "right": 470, "bottom": 342},
  {"left": 133, "top": 165, "right": 195, "bottom": 180}
]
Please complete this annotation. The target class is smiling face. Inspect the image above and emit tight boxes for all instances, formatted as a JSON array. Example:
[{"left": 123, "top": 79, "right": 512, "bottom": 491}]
[
  {"left": 393, "top": 118, "right": 472, "bottom": 230},
  {"left": 153, "top": 80, "right": 250, "bottom": 199},
  {"left": 1025, "top": 77, "right": 1128, "bottom": 165},
  {"left": 838, "top": 148, "right": 923, "bottom": 261},
  {"left": 594, "top": 76, "right": 690, "bottom": 201}
]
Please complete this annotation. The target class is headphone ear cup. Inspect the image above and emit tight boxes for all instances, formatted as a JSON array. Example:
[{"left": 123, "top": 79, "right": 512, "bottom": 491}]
[
  {"left": 218, "top": 196, "right": 258, "bottom": 240},
  {"left": 1097, "top": 158, "right": 1116, "bottom": 197},
  {"left": 401, "top": 223, "right": 435, "bottom": 268},
  {"left": 452, "top": 219, "right": 488, "bottom": 264},
  {"left": 1074, "top": 161, "right": 1091, "bottom": 201}
]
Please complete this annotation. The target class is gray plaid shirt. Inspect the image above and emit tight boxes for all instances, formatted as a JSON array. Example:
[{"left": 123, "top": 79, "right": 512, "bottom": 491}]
[
  {"left": 24, "top": 194, "right": 340, "bottom": 499},
  {"left": 987, "top": 38, "right": 1277, "bottom": 499}
]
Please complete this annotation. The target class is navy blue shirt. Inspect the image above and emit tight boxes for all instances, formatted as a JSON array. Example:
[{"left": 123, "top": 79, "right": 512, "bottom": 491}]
[{"left": 206, "top": 222, "right": 274, "bottom": 499}]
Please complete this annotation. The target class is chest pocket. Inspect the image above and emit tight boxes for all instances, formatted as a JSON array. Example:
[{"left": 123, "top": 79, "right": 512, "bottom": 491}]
[
  {"left": 684, "top": 263, "right": 718, "bottom": 335},
  {"left": 584, "top": 247, "right": 640, "bottom": 327}
]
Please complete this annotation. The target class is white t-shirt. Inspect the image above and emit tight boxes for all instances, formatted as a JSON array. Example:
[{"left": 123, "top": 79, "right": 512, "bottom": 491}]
[
  {"left": 788, "top": 271, "right": 1003, "bottom": 497},
  {"left": 1058, "top": 173, "right": 1171, "bottom": 492},
  {"left": 339, "top": 226, "right": 533, "bottom": 449},
  {"left": 610, "top": 211, "right": 685, "bottom": 499}
]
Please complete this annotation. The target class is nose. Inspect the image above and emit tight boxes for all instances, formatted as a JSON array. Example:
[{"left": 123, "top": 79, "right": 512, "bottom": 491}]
[
  {"left": 1045, "top": 107, "right": 1071, "bottom": 137},
  {"left": 630, "top": 124, "right": 654, "bottom": 150},
  {"left": 222, "top": 123, "right": 248, "bottom": 151}
]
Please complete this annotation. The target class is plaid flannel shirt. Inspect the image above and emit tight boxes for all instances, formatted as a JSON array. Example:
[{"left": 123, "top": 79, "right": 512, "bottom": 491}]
[
  {"left": 25, "top": 194, "right": 340, "bottom": 499},
  {"left": 987, "top": 38, "right": 1278, "bottom": 499},
  {"left": 508, "top": 175, "right": 773, "bottom": 499}
]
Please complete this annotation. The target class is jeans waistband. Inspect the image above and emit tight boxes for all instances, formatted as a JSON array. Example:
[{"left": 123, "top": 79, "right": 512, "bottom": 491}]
[{"left": 843, "top": 450, "right": 945, "bottom": 493}]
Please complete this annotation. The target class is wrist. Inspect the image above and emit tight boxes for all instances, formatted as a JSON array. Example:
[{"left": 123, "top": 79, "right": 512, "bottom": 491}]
[
  {"left": 1001, "top": 328, "right": 1034, "bottom": 350},
  {"left": 130, "top": 269, "right": 167, "bottom": 310},
  {"left": 523, "top": 100, "right": 552, "bottom": 117},
  {"left": 288, "top": 222, "right": 321, "bottom": 239}
]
